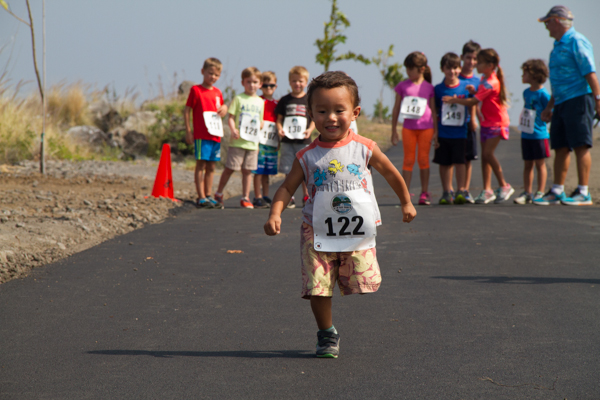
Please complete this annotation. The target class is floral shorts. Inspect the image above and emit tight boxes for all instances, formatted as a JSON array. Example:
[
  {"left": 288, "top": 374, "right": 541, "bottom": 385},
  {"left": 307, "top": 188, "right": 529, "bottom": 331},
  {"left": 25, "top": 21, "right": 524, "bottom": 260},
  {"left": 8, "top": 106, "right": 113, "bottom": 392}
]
[{"left": 300, "top": 222, "right": 381, "bottom": 298}]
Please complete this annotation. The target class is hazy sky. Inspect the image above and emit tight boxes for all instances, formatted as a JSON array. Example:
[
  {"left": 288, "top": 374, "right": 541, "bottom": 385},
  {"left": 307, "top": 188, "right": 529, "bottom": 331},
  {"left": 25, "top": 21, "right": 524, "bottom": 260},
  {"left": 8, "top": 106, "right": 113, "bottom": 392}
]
[{"left": 1, "top": 0, "right": 599, "bottom": 124}]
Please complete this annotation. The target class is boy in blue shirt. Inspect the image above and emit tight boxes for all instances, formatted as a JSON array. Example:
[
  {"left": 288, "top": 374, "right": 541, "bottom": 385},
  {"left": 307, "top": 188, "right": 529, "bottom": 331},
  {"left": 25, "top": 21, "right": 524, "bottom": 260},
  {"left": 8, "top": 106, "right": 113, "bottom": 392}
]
[
  {"left": 433, "top": 52, "right": 472, "bottom": 204},
  {"left": 459, "top": 40, "right": 481, "bottom": 204},
  {"left": 516, "top": 59, "right": 551, "bottom": 204}
]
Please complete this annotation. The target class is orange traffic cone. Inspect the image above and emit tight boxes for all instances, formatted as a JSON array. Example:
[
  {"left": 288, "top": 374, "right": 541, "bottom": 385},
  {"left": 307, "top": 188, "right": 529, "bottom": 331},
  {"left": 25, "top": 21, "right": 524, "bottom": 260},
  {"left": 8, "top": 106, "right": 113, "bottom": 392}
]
[{"left": 151, "top": 144, "right": 176, "bottom": 200}]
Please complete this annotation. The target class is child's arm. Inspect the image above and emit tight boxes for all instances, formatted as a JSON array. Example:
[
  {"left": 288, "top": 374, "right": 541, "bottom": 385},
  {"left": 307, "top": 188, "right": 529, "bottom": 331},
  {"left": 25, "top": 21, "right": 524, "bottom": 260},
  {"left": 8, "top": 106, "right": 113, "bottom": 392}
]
[
  {"left": 184, "top": 106, "right": 193, "bottom": 145},
  {"left": 442, "top": 95, "right": 479, "bottom": 107},
  {"left": 468, "top": 105, "right": 478, "bottom": 131},
  {"left": 228, "top": 114, "right": 239, "bottom": 140},
  {"left": 541, "top": 95, "right": 555, "bottom": 123},
  {"left": 391, "top": 93, "right": 402, "bottom": 146},
  {"left": 368, "top": 145, "right": 416, "bottom": 223},
  {"left": 276, "top": 114, "right": 285, "bottom": 138},
  {"left": 264, "top": 159, "right": 305, "bottom": 235},
  {"left": 304, "top": 120, "right": 315, "bottom": 139},
  {"left": 430, "top": 97, "right": 439, "bottom": 149}
]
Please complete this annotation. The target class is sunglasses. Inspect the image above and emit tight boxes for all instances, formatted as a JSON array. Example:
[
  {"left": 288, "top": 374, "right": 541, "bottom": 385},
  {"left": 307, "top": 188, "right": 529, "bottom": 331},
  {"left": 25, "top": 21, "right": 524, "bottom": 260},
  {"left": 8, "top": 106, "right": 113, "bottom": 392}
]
[{"left": 262, "top": 84, "right": 276, "bottom": 89}]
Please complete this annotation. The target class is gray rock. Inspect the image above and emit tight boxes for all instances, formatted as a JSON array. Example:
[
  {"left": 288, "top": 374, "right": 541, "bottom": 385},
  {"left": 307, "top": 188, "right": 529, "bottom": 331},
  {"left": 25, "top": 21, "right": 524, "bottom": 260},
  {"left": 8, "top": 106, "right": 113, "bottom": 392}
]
[
  {"left": 83, "top": 199, "right": 93, "bottom": 206},
  {"left": 15, "top": 223, "right": 25, "bottom": 228},
  {"left": 122, "top": 131, "right": 149, "bottom": 159},
  {"left": 66, "top": 126, "right": 119, "bottom": 150},
  {"left": 178, "top": 81, "right": 197, "bottom": 98},
  {"left": 123, "top": 111, "right": 157, "bottom": 134},
  {"left": 95, "top": 109, "right": 123, "bottom": 133}
]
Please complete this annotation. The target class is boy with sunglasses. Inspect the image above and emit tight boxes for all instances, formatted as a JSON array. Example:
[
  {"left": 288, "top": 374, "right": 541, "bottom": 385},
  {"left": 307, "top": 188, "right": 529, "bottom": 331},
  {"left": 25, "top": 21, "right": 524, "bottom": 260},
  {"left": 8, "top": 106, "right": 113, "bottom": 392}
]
[{"left": 253, "top": 71, "right": 279, "bottom": 208}]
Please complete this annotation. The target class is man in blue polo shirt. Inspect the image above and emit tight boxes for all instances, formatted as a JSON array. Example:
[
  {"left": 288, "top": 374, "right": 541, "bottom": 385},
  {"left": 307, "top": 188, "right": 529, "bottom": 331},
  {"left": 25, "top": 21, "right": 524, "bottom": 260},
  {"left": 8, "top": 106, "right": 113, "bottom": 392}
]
[{"left": 534, "top": 5, "right": 600, "bottom": 206}]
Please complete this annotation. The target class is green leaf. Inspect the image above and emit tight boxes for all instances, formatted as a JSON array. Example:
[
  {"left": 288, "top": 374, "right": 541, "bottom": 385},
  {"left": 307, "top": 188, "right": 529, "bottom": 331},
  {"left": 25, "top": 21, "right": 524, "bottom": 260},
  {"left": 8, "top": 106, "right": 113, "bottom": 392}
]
[{"left": 0, "top": 0, "right": 8, "bottom": 11}]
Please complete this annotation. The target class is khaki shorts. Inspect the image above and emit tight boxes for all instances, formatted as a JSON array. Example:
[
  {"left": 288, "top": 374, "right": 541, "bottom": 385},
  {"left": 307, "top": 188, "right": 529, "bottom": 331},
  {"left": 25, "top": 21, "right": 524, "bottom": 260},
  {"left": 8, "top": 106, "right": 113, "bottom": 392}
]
[{"left": 225, "top": 146, "right": 258, "bottom": 171}]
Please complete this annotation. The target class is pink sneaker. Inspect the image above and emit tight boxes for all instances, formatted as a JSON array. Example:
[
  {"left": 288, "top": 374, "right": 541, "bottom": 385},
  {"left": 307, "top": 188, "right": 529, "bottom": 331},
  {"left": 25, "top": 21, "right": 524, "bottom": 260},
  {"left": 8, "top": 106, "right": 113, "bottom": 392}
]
[{"left": 418, "top": 192, "right": 431, "bottom": 205}]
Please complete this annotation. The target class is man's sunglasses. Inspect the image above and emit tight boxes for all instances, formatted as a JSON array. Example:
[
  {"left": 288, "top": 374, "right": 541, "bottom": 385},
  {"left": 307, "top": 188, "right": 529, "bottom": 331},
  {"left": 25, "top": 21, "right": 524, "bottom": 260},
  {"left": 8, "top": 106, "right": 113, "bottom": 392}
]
[{"left": 262, "top": 84, "right": 276, "bottom": 89}]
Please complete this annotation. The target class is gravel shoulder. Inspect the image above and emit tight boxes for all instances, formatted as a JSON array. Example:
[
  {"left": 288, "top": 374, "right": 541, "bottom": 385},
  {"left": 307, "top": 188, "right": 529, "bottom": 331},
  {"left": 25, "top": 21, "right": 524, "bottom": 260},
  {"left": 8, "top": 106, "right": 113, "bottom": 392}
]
[{"left": 0, "top": 159, "right": 282, "bottom": 284}]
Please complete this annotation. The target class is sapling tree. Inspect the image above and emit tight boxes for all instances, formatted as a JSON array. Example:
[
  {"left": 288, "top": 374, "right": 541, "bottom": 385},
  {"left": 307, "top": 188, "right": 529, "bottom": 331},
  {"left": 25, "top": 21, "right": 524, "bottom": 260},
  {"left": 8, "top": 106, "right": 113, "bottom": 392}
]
[
  {"left": 314, "top": 0, "right": 370, "bottom": 72},
  {"left": 1, "top": 0, "right": 43, "bottom": 101},
  {"left": 371, "top": 45, "right": 404, "bottom": 122}
]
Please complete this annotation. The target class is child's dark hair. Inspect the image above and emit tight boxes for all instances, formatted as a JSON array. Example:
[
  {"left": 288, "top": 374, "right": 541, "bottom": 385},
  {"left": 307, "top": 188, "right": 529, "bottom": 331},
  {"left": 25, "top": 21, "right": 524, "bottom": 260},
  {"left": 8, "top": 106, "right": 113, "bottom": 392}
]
[
  {"left": 521, "top": 59, "right": 549, "bottom": 84},
  {"left": 404, "top": 52, "right": 432, "bottom": 83},
  {"left": 307, "top": 71, "right": 360, "bottom": 110},
  {"left": 440, "top": 52, "right": 461, "bottom": 71},
  {"left": 477, "top": 48, "right": 508, "bottom": 106},
  {"left": 462, "top": 40, "right": 481, "bottom": 56}
]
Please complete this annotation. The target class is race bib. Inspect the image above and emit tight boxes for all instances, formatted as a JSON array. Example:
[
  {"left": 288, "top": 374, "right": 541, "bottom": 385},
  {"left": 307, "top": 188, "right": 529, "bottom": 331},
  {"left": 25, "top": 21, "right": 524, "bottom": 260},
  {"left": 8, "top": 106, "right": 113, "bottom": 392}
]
[
  {"left": 239, "top": 114, "right": 260, "bottom": 142},
  {"left": 400, "top": 96, "right": 427, "bottom": 120},
  {"left": 259, "top": 121, "right": 279, "bottom": 148},
  {"left": 312, "top": 189, "right": 377, "bottom": 252},
  {"left": 350, "top": 120, "right": 358, "bottom": 134},
  {"left": 283, "top": 116, "right": 308, "bottom": 140},
  {"left": 203, "top": 112, "right": 224, "bottom": 137},
  {"left": 441, "top": 103, "right": 466, "bottom": 126},
  {"left": 518, "top": 108, "right": 536, "bottom": 134}
]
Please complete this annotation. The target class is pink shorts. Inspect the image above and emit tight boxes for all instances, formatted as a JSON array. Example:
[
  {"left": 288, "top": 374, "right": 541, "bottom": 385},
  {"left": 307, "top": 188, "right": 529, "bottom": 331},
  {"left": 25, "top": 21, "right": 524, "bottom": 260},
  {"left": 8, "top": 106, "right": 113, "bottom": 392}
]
[
  {"left": 480, "top": 126, "right": 509, "bottom": 143},
  {"left": 300, "top": 222, "right": 381, "bottom": 298}
]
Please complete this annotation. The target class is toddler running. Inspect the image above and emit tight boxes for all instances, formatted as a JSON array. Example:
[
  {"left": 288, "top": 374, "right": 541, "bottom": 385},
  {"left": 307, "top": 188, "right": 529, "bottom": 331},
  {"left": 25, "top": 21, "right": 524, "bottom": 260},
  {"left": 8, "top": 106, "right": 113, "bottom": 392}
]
[
  {"left": 391, "top": 51, "right": 437, "bottom": 205},
  {"left": 443, "top": 48, "right": 514, "bottom": 204},
  {"left": 264, "top": 71, "right": 416, "bottom": 358}
]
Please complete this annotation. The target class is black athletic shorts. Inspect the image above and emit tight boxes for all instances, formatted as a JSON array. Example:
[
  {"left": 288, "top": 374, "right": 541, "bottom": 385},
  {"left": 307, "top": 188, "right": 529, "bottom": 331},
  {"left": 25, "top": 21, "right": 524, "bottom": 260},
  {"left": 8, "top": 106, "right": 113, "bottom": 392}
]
[
  {"left": 465, "top": 129, "right": 478, "bottom": 161},
  {"left": 521, "top": 138, "right": 550, "bottom": 161},
  {"left": 550, "top": 94, "right": 594, "bottom": 150},
  {"left": 433, "top": 138, "right": 467, "bottom": 166}
]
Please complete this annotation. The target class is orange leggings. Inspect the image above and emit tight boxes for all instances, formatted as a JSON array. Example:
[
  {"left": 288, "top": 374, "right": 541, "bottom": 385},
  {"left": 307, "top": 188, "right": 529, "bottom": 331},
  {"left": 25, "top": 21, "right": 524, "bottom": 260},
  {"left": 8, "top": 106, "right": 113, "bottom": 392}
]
[{"left": 402, "top": 127, "right": 434, "bottom": 171}]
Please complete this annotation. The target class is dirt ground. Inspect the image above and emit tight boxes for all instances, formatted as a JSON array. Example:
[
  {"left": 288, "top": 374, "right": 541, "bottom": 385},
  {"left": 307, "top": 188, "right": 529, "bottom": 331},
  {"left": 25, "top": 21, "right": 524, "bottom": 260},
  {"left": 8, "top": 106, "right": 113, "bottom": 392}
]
[{"left": 0, "top": 160, "right": 277, "bottom": 284}]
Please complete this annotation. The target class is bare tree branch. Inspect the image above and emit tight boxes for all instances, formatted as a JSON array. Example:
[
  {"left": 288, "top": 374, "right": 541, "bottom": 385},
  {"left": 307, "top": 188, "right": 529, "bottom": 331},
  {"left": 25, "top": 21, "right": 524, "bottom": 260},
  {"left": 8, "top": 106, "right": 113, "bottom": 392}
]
[{"left": 25, "top": 0, "right": 43, "bottom": 101}]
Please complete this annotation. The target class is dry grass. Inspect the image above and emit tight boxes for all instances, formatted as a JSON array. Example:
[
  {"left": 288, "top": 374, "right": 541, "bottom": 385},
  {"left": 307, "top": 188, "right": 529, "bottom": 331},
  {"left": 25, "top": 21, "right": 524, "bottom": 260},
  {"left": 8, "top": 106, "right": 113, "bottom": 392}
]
[
  {"left": 0, "top": 82, "right": 119, "bottom": 164},
  {"left": 355, "top": 115, "right": 393, "bottom": 151}
]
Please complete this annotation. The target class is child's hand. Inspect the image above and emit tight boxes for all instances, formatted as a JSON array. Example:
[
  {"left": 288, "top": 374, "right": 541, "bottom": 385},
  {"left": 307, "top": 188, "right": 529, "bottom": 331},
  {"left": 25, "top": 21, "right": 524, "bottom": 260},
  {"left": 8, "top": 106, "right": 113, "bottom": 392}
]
[
  {"left": 433, "top": 135, "right": 440, "bottom": 149},
  {"left": 231, "top": 129, "right": 240, "bottom": 140},
  {"left": 217, "top": 105, "right": 227, "bottom": 117},
  {"left": 401, "top": 202, "right": 416, "bottom": 223},
  {"left": 466, "top": 85, "right": 476, "bottom": 95},
  {"left": 303, "top": 130, "right": 311, "bottom": 139},
  {"left": 278, "top": 128, "right": 285, "bottom": 138},
  {"left": 185, "top": 131, "right": 193, "bottom": 145},
  {"left": 264, "top": 216, "right": 281, "bottom": 236},
  {"left": 468, "top": 119, "right": 478, "bottom": 132},
  {"left": 391, "top": 129, "right": 400, "bottom": 146},
  {"left": 541, "top": 108, "right": 552, "bottom": 123}
]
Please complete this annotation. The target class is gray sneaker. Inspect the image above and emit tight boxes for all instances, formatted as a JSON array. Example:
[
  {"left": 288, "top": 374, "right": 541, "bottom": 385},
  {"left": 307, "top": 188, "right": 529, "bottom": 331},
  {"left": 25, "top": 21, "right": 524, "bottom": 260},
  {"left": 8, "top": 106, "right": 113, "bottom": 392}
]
[
  {"left": 439, "top": 191, "right": 454, "bottom": 205},
  {"left": 475, "top": 190, "right": 496, "bottom": 204},
  {"left": 494, "top": 185, "right": 515, "bottom": 203},
  {"left": 513, "top": 191, "right": 532, "bottom": 205},
  {"left": 454, "top": 190, "right": 467, "bottom": 205},
  {"left": 462, "top": 190, "right": 475, "bottom": 204},
  {"left": 316, "top": 330, "right": 340, "bottom": 358}
]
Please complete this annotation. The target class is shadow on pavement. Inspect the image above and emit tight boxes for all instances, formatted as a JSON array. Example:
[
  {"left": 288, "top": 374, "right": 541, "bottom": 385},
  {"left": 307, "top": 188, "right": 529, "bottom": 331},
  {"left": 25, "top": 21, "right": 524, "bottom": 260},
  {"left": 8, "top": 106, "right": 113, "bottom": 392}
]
[
  {"left": 87, "top": 349, "right": 314, "bottom": 359},
  {"left": 431, "top": 276, "right": 600, "bottom": 285}
]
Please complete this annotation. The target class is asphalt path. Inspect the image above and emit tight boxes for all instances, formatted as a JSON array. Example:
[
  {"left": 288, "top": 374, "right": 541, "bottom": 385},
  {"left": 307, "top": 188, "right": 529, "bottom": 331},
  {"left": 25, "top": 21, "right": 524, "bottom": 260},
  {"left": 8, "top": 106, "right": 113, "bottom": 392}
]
[{"left": 1, "top": 136, "right": 600, "bottom": 399}]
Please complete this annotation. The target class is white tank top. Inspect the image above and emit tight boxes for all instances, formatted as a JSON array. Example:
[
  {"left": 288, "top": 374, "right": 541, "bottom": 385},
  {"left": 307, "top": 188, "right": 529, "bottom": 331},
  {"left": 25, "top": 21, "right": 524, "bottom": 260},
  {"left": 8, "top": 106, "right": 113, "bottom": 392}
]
[{"left": 297, "top": 130, "right": 382, "bottom": 227}]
